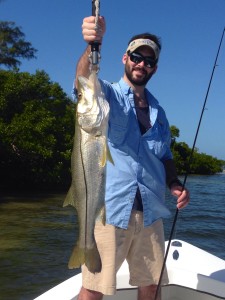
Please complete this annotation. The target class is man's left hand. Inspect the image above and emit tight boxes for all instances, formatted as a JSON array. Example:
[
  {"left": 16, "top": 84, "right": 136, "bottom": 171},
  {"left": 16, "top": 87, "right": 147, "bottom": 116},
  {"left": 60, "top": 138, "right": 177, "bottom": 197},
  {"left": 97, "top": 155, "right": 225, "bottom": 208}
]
[{"left": 170, "top": 185, "right": 190, "bottom": 209}]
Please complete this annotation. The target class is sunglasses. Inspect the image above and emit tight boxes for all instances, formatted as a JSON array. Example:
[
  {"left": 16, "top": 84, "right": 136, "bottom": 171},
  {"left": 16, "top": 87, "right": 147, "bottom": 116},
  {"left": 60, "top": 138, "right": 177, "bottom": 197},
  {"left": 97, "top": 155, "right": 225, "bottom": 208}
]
[{"left": 128, "top": 52, "right": 156, "bottom": 68}]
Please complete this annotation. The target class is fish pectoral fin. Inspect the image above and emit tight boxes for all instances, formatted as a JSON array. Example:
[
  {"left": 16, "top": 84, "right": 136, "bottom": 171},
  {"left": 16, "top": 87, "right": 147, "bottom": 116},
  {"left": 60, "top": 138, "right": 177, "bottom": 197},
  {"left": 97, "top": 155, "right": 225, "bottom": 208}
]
[
  {"left": 99, "top": 206, "right": 106, "bottom": 225},
  {"left": 107, "top": 144, "right": 114, "bottom": 165},
  {"left": 100, "top": 141, "right": 114, "bottom": 167},
  {"left": 68, "top": 245, "right": 85, "bottom": 270},
  {"left": 99, "top": 142, "right": 107, "bottom": 168}
]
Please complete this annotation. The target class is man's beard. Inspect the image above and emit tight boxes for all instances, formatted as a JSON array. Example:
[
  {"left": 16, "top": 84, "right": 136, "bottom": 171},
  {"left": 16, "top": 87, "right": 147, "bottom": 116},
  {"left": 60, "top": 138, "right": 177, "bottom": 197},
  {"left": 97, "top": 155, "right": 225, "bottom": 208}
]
[{"left": 125, "top": 63, "right": 153, "bottom": 86}]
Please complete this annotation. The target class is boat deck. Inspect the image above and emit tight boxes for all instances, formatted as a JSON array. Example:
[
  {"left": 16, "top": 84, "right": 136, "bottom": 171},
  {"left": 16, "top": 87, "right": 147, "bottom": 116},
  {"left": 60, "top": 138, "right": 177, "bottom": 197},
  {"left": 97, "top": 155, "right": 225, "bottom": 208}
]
[
  {"left": 103, "top": 286, "right": 225, "bottom": 300},
  {"left": 34, "top": 240, "right": 225, "bottom": 300}
]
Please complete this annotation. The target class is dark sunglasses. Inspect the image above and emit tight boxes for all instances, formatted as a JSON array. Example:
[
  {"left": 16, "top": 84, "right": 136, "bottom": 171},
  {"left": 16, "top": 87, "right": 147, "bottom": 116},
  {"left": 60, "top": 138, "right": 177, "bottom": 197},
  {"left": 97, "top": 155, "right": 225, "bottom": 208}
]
[{"left": 129, "top": 52, "right": 156, "bottom": 68}]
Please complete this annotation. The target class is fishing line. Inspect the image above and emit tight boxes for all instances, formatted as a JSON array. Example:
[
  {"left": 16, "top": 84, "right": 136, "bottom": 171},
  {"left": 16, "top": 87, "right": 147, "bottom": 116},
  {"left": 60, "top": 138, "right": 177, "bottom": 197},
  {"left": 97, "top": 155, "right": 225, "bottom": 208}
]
[{"left": 154, "top": 26, "right": 225, "bottom": 300}]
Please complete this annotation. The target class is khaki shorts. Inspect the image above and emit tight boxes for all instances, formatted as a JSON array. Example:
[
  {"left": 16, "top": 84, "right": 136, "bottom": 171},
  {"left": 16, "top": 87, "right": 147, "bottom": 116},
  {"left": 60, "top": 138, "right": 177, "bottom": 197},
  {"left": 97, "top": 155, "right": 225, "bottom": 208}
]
[{"left": 82, "top": 211, "right": 168, "bottom": 295}]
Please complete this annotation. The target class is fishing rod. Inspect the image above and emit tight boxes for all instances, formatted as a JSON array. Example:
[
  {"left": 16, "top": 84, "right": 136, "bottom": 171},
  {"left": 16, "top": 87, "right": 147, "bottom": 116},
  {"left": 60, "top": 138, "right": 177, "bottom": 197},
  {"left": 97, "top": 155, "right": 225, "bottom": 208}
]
[
  {"left": 154, "top": 26, "right": 225, "bottom": 300},
  {"left": 90, "top": 0, "right": 101, "bottom": 69}
]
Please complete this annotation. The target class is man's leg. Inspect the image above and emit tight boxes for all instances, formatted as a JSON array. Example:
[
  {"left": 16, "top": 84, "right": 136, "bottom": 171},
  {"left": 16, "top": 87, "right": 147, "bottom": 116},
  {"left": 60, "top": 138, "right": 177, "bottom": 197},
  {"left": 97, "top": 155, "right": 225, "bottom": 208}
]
[
  {"left": 80, "top": 223, "right": 117, "bottom": 297},
  {"left": 78, "top": 287, "right": 103, "bottom": 300},
  {"left": 126, "top": 216, "right": 167, "bottom": 300},
  {"left": 138, "top": 284, "right": 161, "bottom": 300}
]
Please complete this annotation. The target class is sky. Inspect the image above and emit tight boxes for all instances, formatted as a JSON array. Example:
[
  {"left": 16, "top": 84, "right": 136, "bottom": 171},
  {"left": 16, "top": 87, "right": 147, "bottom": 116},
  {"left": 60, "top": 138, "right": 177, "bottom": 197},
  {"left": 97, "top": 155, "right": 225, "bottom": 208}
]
[{"left": 1, "top": 0, "right": 225, "bottom": 160}]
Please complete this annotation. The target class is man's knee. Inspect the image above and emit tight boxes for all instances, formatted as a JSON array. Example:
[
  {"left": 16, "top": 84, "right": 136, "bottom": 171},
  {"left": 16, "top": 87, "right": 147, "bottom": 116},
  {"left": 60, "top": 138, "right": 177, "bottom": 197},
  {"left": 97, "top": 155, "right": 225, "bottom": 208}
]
[
  {"left": 138, "top": 284, "right": 161, "bottom": 300},
  {"left": 78, "top": 287, "right": 103, "bottom": 300}
]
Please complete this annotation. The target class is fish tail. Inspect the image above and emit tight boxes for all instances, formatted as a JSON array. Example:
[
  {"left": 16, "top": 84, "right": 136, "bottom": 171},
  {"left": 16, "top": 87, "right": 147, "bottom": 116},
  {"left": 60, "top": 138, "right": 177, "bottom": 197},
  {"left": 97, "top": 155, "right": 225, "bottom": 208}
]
[
  {"left": 68, "top": 245, "right": 85, "bottom": 269},
  {"left": 85, "top": 245, "right": 102, "bottom": 273},
  {"left": 68, "top": 244, "right": 102, "bottom": 273}
]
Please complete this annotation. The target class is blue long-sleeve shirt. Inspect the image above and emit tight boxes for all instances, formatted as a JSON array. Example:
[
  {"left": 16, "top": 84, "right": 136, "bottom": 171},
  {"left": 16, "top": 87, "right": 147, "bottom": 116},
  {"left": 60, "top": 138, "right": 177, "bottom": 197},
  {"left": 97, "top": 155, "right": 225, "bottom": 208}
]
[{"left": 101, "top": 78, "right": 172, "bottom": 229}]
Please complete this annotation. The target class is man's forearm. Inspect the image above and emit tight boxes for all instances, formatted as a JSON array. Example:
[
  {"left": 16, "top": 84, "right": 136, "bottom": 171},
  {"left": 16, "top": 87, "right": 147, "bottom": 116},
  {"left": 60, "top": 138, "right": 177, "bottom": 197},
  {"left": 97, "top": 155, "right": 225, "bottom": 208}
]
[
  {"left": 75, "top": 45, "right": 92, "bottom": 89},
  {"left": 163, "top": 159, "right": 182, "bottom": 189}
]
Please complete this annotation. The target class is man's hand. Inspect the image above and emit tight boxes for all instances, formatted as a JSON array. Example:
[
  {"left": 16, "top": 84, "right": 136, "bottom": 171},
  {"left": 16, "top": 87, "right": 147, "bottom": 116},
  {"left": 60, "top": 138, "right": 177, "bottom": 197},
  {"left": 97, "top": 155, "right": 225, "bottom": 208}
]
[
  {"left": 82, "top": 16, "right": 106, "bottom": 44},
  {"left": 170, "top": 184, "right": 190, "bottom": 209}
]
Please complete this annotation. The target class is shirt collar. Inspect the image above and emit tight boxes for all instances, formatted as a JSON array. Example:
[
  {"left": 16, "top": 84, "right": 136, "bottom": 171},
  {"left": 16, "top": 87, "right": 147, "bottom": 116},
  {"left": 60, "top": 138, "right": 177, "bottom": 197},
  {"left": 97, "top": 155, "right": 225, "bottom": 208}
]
[
  {"left": 118, "top": 78, "right": 159, "bottom": 108},
  {"left": 118, "top": 78, "right": 132, "bottom": 95}
]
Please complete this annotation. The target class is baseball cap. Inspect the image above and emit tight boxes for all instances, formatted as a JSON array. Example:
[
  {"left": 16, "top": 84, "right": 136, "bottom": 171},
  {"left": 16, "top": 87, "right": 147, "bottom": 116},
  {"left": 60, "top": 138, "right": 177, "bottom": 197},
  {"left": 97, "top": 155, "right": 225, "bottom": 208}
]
[{"left": 126, "top": 38, "right": 160, "bottom": 60}]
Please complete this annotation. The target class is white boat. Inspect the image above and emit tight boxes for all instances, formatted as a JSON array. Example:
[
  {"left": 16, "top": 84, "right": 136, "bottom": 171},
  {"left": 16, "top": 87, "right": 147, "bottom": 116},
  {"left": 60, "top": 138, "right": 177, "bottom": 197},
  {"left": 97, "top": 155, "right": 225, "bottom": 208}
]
[{"left": 34, "top": 239, "right": 225, "bottom": 300}]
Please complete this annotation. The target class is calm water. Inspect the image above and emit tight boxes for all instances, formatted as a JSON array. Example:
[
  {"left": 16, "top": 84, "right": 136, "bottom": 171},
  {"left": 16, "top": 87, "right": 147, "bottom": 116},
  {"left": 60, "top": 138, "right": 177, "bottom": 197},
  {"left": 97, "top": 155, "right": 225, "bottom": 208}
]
[{"left": 0, "top": 174, "right": 225, "bottom": 300}]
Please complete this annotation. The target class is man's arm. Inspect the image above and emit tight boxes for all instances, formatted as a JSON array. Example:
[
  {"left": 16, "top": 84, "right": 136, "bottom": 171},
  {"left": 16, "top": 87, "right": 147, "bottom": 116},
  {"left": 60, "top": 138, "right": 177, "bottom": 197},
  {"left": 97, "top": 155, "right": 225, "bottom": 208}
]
[
  {"left": 163, "top": 159, "right": 182, "bottom": 189},
  {"left": 75, "top": 45, "right": 92, "bottom": 87},
  {"left": 163, "top": 159, "right": 190, "bottom": 209}
]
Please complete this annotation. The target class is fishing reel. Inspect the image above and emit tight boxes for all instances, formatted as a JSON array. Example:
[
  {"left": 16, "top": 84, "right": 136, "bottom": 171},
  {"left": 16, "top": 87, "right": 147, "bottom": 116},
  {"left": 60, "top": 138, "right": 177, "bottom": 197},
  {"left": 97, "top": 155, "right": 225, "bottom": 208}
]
[{"left": 89, "top": 0, "right": 101, "bottom": 72}]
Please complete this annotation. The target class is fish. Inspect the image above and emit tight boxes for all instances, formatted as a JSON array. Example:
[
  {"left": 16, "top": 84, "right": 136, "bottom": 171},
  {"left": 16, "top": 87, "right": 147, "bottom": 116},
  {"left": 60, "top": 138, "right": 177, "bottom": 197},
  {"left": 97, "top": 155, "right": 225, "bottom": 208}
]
[{"left": 63, "top": 71, "right": 112, "bottom": 273}]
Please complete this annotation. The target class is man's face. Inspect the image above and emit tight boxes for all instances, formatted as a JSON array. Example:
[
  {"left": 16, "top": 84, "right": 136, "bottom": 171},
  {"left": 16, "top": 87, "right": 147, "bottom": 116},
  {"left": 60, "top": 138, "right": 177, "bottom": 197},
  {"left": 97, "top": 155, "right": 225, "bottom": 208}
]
[{"left": 123, "top": 46, "right": 157, "bottom": 87}]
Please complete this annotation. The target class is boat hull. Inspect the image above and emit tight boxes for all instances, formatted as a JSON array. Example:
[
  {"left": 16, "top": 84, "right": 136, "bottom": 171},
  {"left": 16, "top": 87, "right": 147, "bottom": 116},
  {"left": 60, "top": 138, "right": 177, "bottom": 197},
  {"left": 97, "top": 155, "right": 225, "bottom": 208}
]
[{"left": 34, "top": 240, "right": 225, "bottom": 300}]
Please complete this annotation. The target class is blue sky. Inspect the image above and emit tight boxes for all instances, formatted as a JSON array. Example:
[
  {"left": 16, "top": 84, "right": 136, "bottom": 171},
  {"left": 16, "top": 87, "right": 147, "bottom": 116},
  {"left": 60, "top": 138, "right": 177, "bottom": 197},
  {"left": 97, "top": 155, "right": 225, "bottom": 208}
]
[{"left": 1, "top": 0, "right": 225, "bottom": 160}]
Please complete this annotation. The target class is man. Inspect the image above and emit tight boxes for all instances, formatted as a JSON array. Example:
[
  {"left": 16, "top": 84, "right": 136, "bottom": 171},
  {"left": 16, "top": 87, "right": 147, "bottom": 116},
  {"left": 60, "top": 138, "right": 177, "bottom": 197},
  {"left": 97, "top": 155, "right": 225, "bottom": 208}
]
[{"left": 75, "top": 16, "right": 190, "bottom": 300}]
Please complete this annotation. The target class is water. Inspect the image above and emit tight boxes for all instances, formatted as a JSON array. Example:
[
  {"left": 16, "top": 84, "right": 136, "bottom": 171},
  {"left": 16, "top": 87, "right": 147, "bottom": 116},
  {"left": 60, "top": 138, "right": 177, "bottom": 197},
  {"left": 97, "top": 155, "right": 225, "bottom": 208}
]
[
  {"left": 0, "top": 193, "right": 79, "bottom": 300},
  {"left": 0, "top": 174, "right": 225, "bottom": 300},
  {"left": 164, "top": 174, "right": 225, "bottom": 257}
]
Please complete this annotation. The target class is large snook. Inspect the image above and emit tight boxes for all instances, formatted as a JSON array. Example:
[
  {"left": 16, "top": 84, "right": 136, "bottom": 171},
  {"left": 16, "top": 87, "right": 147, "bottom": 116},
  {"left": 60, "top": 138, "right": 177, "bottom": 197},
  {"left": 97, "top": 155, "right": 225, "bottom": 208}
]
[{"left": 63, "top": 71, "right": 111, "bottom": 273}]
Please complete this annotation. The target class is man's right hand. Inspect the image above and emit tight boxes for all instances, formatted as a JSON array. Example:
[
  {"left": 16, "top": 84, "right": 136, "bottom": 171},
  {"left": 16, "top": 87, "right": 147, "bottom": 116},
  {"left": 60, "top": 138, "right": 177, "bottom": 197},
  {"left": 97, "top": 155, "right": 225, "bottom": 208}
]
[{"left": 82, "top": 16, "right": 106, "bottom": 44}]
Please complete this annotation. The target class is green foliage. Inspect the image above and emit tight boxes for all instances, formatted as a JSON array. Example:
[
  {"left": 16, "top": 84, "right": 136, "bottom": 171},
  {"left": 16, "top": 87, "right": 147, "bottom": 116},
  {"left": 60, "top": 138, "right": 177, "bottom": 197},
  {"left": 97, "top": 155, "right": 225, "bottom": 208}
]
[
  {"left": 170, "top": 126, "right": 224, "bottom": 175},
  {"left": 0, "top": 21, "right": 37, "bottom": 69},
  {"left": 170, "top": 125, "right": 180, "bottom": 147},
  {"left": 190, "top": 152, "right": 224, "bottom": 175},
  {"left": 0, "top": 69, "right": 223, "bottom": 190},
  {"left": 0, "top": 69, "right": 75, "bottom": 189}
]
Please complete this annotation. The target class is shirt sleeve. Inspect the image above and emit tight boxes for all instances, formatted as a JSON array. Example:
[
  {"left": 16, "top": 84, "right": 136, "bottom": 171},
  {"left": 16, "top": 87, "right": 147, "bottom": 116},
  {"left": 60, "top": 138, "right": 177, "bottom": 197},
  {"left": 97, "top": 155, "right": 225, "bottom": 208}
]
[
  {"left": 157, "top": 106, "right": 173, "bottom": 161},
  {"left": 99, "top": 79, "right": 113, "bottom": 103}
]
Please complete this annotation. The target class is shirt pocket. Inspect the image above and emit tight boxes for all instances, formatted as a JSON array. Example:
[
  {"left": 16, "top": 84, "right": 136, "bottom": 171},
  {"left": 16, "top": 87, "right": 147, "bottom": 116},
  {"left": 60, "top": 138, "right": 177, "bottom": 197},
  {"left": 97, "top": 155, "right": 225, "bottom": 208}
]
[
  {"left": 108, "top": 106, "right": 130, "bottom": 146},
  {"left": 144, "top": 124, "right": 169, "bottom": 159},
  {"left": 108, "top": 122, "right": 128, "bottom": 146}
]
